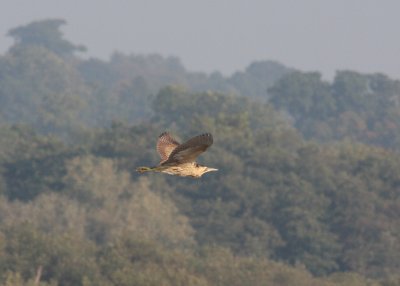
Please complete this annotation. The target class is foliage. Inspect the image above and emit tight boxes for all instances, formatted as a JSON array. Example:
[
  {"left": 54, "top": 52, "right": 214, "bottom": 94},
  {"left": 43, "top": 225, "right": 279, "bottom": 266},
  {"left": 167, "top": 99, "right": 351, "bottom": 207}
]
[
  {"left": 1, "top": 18, "right": 400, "bottom": 286},
  {"left": 8, "top": 19, "right": 86, "bottom": 56},
  {"left": 269, "top": 70, "right": 400, "bottom": 149},
  {"left": 229, "top": 60, "right": 293, "bottom": 101},
  {"left": 0, "top": 45, "right": 88, "bottom": 138}
]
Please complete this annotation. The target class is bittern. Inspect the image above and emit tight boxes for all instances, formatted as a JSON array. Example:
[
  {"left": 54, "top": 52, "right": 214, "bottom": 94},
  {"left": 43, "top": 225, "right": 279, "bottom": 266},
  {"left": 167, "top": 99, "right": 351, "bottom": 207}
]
[{"left": 136, "top": 132, "right": 218, "bottom": 178}]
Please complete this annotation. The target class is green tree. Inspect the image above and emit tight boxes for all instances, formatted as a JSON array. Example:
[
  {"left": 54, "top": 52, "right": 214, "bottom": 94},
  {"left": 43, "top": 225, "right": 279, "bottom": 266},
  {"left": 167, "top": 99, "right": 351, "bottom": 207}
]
[
  {"left": 63, "top": 156, "right": 195, "bottom": 247},
  {"left": 1, "top": 129, "right": 72, "bottom": 201},
  {"left": 0, "top": 224, "right": 100, "bottom": 286},
  {"left": 8, "top": 19, "right": 86, "bottom": 57},
  {"left": 0, "top": 45, "right": 88, "bottom": 137},
  {"left": 229, "top": 60, "right": 292, "bottom": 100},
  {"left": 269, "top": 71, "right": 335, "bottom": 122}
]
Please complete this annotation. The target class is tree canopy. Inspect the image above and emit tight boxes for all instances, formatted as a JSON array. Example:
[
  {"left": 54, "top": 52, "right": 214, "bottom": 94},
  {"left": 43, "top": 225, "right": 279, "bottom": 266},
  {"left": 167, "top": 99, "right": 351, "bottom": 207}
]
[
  {"left": 8, "top": 19, "right": 86, "bottom": 56},
  {"left": 0, "top": 19, "right": 400, "bottom": 285}
]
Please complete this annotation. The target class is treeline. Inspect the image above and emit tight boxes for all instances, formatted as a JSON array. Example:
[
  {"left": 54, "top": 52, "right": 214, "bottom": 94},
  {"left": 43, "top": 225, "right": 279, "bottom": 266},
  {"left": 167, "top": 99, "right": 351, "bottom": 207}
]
[
  {"left": 270, "top": 70, "right": 400, "bottom": 149},
  {"left": 0, "top": 19, "right": 400, "bottom": 285},
  {"left": 0, "top": 19, "right": 291, "bottom": 138}
]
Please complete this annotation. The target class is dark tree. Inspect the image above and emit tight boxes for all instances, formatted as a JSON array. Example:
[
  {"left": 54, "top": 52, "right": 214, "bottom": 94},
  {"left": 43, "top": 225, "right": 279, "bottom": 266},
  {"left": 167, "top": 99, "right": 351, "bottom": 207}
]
[{"left": 8, "top": 19, "right": 86, "bottom": 56}]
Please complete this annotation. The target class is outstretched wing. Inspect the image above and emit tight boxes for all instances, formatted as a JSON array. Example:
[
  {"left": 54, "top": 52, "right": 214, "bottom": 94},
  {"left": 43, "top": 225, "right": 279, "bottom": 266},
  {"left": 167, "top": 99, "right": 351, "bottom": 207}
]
[
  {"left": 157, "top": 132, "right": 180, "bottom": 163},
  {"left": 161, "top": 133, "right": 213, "bottom": 165}
]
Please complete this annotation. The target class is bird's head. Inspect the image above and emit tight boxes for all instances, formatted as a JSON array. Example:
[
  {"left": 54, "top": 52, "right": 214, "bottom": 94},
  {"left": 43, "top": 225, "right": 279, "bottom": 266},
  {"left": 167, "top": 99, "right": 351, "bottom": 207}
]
[
  {"left": 195, "top": 165, "right": 218, "bottom": 177},
  {"left": 205, "top": 167, "right": 218, "bottom": 173}
]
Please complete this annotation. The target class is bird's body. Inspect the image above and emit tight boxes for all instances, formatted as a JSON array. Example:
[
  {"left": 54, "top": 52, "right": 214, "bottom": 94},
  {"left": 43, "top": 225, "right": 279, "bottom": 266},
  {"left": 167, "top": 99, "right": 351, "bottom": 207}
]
[{"left": 137, "top": 132, "right": 218, "bottom": 178}]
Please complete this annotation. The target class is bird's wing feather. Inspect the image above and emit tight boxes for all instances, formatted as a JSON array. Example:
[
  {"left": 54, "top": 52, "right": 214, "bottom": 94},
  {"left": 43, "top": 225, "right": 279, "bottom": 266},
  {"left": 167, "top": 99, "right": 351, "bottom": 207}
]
[
  {"left": 157, "top": 132, "right": 180, "bottom": 163},
  {"left": 162, "top": 133, "right": 213, "bottom": 165}
]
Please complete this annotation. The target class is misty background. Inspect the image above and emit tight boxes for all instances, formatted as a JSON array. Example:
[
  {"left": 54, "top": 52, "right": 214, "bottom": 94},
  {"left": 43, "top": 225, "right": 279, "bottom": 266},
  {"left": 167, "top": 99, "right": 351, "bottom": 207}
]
[
  {"left": 1, "top": 0, "right": 400, "bottom": 79},
  {"left": 1, "top": 1, "right": 400, "bottom": 285}
]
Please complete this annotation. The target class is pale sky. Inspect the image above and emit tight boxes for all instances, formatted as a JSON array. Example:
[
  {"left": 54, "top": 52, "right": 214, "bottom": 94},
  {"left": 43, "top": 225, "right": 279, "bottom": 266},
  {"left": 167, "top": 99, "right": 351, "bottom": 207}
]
[{"left": 1, "top": 0, "right": 399, "bottom": 79}]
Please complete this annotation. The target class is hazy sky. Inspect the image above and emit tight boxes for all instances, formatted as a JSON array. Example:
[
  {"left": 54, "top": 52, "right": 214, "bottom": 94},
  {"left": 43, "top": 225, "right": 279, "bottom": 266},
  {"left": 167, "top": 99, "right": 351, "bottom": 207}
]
[{"left": 1, "top": 0, "right": 399, "bottom": 79}]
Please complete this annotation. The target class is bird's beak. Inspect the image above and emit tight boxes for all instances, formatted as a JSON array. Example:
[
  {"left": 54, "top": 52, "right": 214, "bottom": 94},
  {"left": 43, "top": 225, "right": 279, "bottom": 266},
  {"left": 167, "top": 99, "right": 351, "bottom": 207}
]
[{"left": 206, "top": 167, "right": 218, "bottom": 173}]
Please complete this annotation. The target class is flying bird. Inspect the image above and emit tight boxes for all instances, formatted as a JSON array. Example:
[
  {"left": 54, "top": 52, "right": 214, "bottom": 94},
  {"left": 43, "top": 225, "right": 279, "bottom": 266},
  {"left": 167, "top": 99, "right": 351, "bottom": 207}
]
[{"left": 136, "top": 132, "right": 218, "bottom": 178}]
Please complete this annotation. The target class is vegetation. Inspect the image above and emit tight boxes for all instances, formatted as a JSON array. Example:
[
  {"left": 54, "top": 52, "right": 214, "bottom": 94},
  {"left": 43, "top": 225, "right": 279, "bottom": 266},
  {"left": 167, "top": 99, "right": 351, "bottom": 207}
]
[
  {"left": 269, "top": 70, "right": 400, "bottom": 149},
  {"left": 0, "top": 19, "right": 400, "bottom": 285}
]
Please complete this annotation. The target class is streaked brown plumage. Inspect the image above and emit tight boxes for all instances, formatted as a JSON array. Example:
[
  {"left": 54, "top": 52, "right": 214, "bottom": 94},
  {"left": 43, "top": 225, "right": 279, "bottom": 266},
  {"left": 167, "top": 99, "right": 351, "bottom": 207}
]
[{"left": 137, "top": 132, "right": 218, "bottom": 178}]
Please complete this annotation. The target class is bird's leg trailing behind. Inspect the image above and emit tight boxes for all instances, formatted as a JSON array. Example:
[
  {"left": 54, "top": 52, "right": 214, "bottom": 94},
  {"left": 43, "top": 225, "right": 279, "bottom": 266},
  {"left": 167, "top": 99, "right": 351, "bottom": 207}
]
[
  {"left": 136, "top": 166, "right": 168, "bottom": 173},
  {"left": 136, "top": 166, "right": 153, "bottom": 173}
]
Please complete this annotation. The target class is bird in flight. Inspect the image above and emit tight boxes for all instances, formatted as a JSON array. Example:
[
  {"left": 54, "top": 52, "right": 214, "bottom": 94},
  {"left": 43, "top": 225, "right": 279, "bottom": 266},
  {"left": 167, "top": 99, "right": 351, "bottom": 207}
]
[{"left": 136, "top": 132, "right": 218, "bottom": 178}]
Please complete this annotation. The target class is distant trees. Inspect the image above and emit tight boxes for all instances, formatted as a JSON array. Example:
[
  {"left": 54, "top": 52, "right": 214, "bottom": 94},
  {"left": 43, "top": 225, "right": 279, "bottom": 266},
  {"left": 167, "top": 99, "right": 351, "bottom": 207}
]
[
  {"left": 8, "top": 19, "right": 86, "bottom": 57},
  {"left": 229, "top": 60, "right": 293, "bottom": 100},
  {"left": 269, "top": 71, "right": 335, "bottom": 122},
  {"left": 269, "top": 70, "right": 400, "bottom": 149},
  {"left": 149, "top": 87, "right": 400, "bottom": 278},
  {"left": 64, "top": 156, "right": 195, "bottom": 248},
  {"left": 0, "top": 44, "right": 88, "bottom": 137},
  {"left": 3, "top": 116, "right": 400, "bottom": 284},
  {"left": 1, "top": 20, "right": 293, "bottom": 138},
  {"left": 1, "top": 18, "right": 400, "bottom": 286}
]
